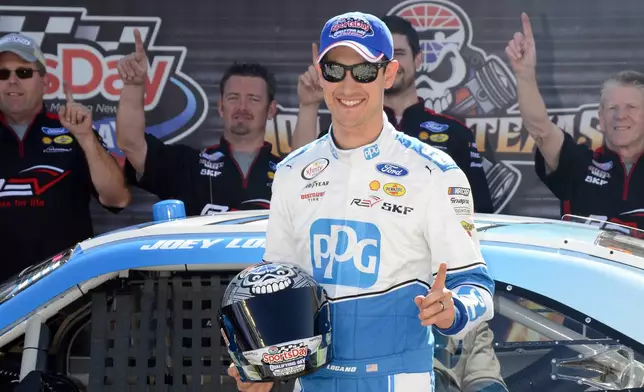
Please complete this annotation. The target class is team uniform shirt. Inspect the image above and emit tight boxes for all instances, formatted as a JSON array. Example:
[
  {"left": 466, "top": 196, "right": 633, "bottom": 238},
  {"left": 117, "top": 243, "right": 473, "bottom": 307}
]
[
  {"left": 264, "top": 113, "right": 495, "bottom": 392},
  {"left": 535, "top": 132, "right": 644, "bottom": 236},
  {"left": 385, "top": 99, "right": 493, "bottom": 213},
  {"left": 0, "top": 107, "right": 118, "bottom": 279},
  {"left": 125, "top": 134, "right": 281, "bottom": 217}
]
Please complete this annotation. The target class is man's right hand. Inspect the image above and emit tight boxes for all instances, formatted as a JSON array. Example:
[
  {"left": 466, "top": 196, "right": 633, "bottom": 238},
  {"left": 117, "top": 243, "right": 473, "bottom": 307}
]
[
  {"left": 505, "top": 13, "right": 536, "bottom": 79},
  {"left": 117, "top": 28, "right": 148, "bottom": 86},
  {"left": 227, "top": 365, "right": 274, "bottom": 392},
  {"left": 297, "top": 43, "right": 324, "bottom": 107}
]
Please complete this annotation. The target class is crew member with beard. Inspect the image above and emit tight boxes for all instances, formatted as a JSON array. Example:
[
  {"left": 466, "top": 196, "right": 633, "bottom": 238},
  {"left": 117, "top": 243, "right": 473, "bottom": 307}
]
[
  {"left": 116, "top": 30, "right": 281, "bottom": 216},
  {"left": 291, "top": 16, "right": 493, "bottom": 213}
]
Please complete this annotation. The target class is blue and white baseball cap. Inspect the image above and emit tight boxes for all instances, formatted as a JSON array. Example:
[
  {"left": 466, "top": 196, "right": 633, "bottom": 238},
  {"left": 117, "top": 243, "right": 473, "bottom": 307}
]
[
  {"left": 317, "top": 12, "right": 393, "bottom": 64},
  {"left": 0, "top": 33, "right": 46, "bottom": 69}
]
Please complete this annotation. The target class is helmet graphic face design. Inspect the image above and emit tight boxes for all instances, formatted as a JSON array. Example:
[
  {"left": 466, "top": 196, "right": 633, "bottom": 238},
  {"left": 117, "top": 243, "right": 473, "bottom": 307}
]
[
  {"left": 219, "top": 262, "right": 332, "bottom": 382},
  {"left": 223, "top": 262, "right": 319, "bottom": 304},
  {"left": 239, "top": 263, "right": 297, "bottom": 295}
]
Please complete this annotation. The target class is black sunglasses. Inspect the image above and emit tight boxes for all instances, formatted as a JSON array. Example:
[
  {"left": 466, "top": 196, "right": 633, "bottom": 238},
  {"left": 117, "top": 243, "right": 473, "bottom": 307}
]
[
  {"left": 320, "top": 61, "right": 388, "bottom": 84},
  {"left": 0, "top": 68, "right": 38, "bottom": 81}
]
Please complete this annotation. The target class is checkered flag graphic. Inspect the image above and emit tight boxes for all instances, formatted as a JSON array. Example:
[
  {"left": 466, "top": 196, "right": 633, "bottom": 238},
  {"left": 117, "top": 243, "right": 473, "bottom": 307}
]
[
  {"left": 0, "top": 6, "right": 161, "bottom": 53},
  {"left": 269, "top": 343, "right": 307, "bottom": 354}
]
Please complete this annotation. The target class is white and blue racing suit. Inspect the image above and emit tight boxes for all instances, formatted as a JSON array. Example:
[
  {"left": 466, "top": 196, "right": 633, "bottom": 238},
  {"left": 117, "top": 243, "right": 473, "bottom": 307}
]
[{"left": 263, "top": 112, "right": 495, "bottom": 392}]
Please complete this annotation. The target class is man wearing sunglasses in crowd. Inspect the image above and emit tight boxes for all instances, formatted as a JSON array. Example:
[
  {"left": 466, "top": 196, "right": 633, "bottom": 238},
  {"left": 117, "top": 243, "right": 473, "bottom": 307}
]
[
  {"left": 228, "top": 12, "right": 495, "bottom": 392},
  {"left": 0, "top": 33, "right": 130, "bottom": 280},
  {"left": 291, "top": 16, "right": 493, "bottom": 214}
]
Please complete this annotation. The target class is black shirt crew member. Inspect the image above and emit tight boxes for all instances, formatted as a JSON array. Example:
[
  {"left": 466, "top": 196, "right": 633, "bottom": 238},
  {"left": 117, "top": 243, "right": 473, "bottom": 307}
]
[
  {"left": 0, "top": 110, "right": 122, "bottom": 276},
  {"left": 125, "top": 134, "right": 280, "bottom": 216},
  {"left": 384, "top": 100, "right": 494, "bottom": 213},
  {"left": 0, "top": 32, "right": 129, "bottom": 278},
  {"left": 535, "top": 132, "right": 644, "bottom": 235}
]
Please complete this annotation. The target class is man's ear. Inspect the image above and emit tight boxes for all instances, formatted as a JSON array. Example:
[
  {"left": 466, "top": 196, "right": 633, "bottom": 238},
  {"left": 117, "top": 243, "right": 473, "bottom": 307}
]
[
  {"left": 267, "top": 100, "right": 277, "bottom": 120},
  {"left": 42, "top": 73, "right": 50, "bottom": 91},
  {"left": 383, "top": 60, "right": 400, "bottom": 89},
  {"left": 218, "top": 98, "right": 224, "bottom": 118},
  {"left": 414, "top": 51, "right": 422, "bottom": 71}
]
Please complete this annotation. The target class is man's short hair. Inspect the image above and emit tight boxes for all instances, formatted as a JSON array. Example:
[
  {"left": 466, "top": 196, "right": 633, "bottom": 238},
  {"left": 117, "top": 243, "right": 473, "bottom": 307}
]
[
  {"left": 600, "top": 70, "right": 644, "bottom": 107},
  {"left": 219, "top": 62, "right": 277, "bottom": 103},
  {"left": 380, "top": 15, "right": 421, "bottom": 58}
]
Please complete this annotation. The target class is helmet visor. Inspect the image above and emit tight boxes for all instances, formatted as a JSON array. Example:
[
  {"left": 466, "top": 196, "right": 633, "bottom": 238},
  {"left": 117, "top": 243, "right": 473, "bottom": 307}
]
[{"left": 219, "top": 286, "right": 332, "bottom": 381}]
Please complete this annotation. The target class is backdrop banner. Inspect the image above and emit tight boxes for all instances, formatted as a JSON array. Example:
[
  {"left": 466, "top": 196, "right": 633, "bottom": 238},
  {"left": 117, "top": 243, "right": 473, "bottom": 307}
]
[{"left": 2, "top": 0, "right": 643, "bottom": 234}]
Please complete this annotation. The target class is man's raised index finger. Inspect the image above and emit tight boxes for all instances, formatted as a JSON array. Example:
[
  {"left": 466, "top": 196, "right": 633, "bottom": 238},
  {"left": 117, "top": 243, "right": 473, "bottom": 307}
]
[
  {"left": 134, "top": 29, "right": 145, "bottom": 57},
  {"left": 431, "top": 263, "right": 447, "bottom": 292},
  {"left": 63, "top": 81, "right": 74, "bottom": 103},
  {"left": 521, "top": 12, "right": 534, "bottom": 40},
  {"left": 311, "top": 42, "right": 318, "bottom": 64}
]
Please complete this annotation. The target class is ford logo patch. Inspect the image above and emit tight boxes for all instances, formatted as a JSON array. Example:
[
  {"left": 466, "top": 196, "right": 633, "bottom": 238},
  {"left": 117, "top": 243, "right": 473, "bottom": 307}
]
[{"left": 376, "top": 163, "right": 408, "bottom": 177}]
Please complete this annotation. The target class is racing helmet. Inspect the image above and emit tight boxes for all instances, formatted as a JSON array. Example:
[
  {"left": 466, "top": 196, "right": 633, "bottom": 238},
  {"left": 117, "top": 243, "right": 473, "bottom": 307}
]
[{"left": 218, "top": 262, "right": 332, "bottom": 382}]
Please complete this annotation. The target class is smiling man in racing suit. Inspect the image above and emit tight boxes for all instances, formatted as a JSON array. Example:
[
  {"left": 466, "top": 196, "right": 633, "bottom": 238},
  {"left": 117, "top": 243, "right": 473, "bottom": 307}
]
[{"left": 228, "top": 11, "right": 495, "bottom": 392}]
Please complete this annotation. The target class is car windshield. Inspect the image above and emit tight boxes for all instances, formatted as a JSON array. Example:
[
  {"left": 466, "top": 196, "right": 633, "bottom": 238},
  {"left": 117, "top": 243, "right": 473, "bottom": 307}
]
[{"left": 0, "top": 247, "right": 75, "bottom": 305}]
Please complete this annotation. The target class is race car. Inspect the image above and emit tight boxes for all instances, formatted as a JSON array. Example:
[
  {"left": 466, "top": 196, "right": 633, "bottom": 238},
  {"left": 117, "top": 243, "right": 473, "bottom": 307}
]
[{"left": 0, "top": 201, "right": 643, "bottom": 392}]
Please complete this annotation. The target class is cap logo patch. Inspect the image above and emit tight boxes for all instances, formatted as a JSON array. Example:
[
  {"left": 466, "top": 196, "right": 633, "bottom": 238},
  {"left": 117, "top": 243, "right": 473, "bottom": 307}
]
[
  {"left": 330, "top": 17, "right": 374, "bottom": 39},
  {"left": 0, "top": 35, "right": 32, "bottom": 46}
]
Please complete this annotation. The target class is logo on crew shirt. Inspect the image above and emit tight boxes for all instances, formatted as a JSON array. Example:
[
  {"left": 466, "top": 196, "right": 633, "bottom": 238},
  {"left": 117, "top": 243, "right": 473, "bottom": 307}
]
[
  {"left": 429, "top": 134, "right": 448, "bottom": 143},
  {"left": 41, "top": 127, "right": 69, "bottom": 136},
  {"left": 310, "top": 219, "right": 381, "bottom": 288},
  {"left": 43, "top": 146, "right": 72, "bottom": 153},
  {"left": 420, "top": 121, "right": 449, "bottom": 133},
  {"left": 0, "top": 165, "right": 70, "bottom": 208},
  {"left": 592, "top": 160, "right": 613, "bottom": 171},
  {"left": 199, "top": 150, "right": 224, "bottom": 177},
  {"left": 585, "top": 161, "right": 612, "bottom": 186},
  {"left": 54, "top": 135, "right": 73, "bottom": 145}
]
